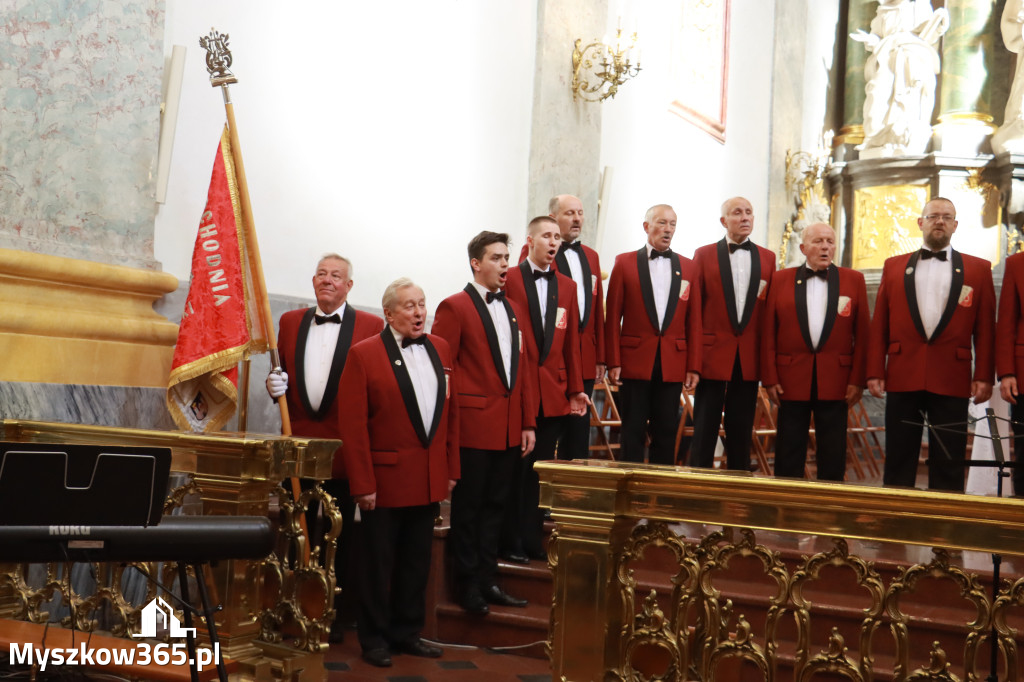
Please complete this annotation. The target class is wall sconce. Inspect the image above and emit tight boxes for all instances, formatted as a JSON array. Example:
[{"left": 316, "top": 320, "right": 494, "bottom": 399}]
[{"left": 572, "top": 27, "right": 641, "bottom": 102}]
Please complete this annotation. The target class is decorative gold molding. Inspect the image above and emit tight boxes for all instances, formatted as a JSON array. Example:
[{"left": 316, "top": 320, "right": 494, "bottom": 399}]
[
  {"left": 852, "top": 185, "right": 929, "bottom": 270},
  {"left": 0, "top": 248, "right": 179, "bottom": 386}
]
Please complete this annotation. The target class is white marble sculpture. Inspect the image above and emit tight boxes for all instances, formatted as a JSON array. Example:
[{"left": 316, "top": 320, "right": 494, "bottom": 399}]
[
  {"left": 993, "top": 0, "right": 1024, "bottom": 154},
  {"left": 851, "top": 0, "right": 949, "bottom": 158}
]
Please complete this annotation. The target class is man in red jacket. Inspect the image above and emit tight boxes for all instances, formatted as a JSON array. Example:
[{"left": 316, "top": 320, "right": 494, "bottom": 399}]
[
  {"left": 266, "top": 254, "right": 384, "bottom": 642},
  {"left": 432, "top": 231, "right": 536, "bottom": 614},
  {"left": 605, "top": 204, "right": 701, "bottom": 464},
  {"left": 690, "top": 197, "right": 776, "bottom": 471},
  {"left": 997, "top": 249, "right": 1024, "bottom": 495},
  {"left": 867, "top": 197, "right": 995, "bottom": 491},
  {"left": 339, "top": 278, "right": 459, "bottom": 667},
  {"left": 762, "top": 223, "right": 869, "bottom": 481},
  {"left": 504, "top": 216, "right": 588, "bottom": 562},
  {"left": 520, "top": 195, "right": 605, "bottom": 460}
]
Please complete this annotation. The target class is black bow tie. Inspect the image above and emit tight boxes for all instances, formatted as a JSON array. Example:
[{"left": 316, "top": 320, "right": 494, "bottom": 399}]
[
  {"left": 729, "top": 241, "right": 752, "bottom": 254},
  {"left": 533, "top": 269, "right": 555, "bottom": 281},
  {"left": 402, "top": 336, "right": 426, "bottom": 349},
  {"left": 486, "top": 290, "right": 506, "bottom": 304},
  {"left": 560, "top": 241, "right": 583, "bottom": 255},
  {"left": 920, "top": 249, "right": 948, "bottom": 261},
  {"left": 806, "top": 267, "right": 828, "bottom": 280},
  {"left": 649, "top": 249, "right": 671, "bottom": 260},
  {"left": 314, "top": 313, "right": 341, "bottom": 325}
]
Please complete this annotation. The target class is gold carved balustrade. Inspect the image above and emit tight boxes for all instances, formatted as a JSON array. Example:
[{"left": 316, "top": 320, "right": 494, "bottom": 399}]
[
  {"left": 0, "top": 419, "right": 341, "bottom": 681},
  {"left": 538, "top": 460, "right": 1024, "bottom": 681}
]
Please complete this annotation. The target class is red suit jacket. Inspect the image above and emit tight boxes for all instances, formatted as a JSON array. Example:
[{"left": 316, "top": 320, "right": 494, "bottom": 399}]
[
  {"left": 277, "top": 305, "right": 385, "bottom": 476},
  {"left": 693, "top": 240, "right": 776, "bottom": 381},
  {"left": 997, "top": 252, "right": 1024, "bottom": 381},
  {"left": 520, "top": 243, "right": 604, "bottom": 380},
  {"left": 337, "top": 331, "right": 459, "bottom": 508},
  {"left": 605, "top": 248, "right": 702, "bottom": 382},
  {"left": 431, "top": 285, "right": 537, "bottom": 451},
  {"left": 761, "top": 265, "right": 869, "bottom": 401},
  {"left": 505, "top": 261, "right": 584, "bottom": 417},
  {"left": 867, "top": 249, "right": 995, "bottom": 397}
]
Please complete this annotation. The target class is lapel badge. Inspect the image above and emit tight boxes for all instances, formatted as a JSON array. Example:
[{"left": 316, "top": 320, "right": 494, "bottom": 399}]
[
  {"left": 394, "top": 359, "right": 402, "bottom": 366},
  {"left": 797, "top": 279, "right": 803, "bottom": 285},
  {"left": 675, "top": 271, "right": 680, "bottom": 276},
  {"left": 955, "top": 268, "right": 961, "bottom": 273},
  {"left": 905, "top": 267, "right": 913, "bottom": 275}
]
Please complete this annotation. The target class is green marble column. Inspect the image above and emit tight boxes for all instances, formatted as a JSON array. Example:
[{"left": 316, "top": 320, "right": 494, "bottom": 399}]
[
  {"left": 939, "top": 0, "right": 998, "bottom": 124},
  {"left": 840, "top": 0, "right": 878, "bottom": 144}
]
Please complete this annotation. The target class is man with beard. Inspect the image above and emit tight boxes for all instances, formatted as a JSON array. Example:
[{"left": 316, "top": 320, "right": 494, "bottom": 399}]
[
  {"left": 867, "top": 197, "right": 995, "bottom": 491},
  {"left": 433, "top": 231, "right": 536, "bottom": 614}
]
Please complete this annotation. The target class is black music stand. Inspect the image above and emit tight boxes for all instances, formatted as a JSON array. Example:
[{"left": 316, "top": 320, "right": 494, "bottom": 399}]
[
  {"left": 0, "top": 442, "right": 171, "bottom": 526},
  {"left": 908, "top": 409, "right": 1018, "bottom": 682}
]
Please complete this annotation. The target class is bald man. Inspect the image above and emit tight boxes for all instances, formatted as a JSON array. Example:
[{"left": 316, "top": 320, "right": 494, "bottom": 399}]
[
  {"left": 867, "top": 197, "right": 995, "bottom": 492},
  {"left": 690, "top": 197, "right": 776, "bottom": 471},
  {"left": 762, "top": 223, "right": 869, "bottom": 480}
]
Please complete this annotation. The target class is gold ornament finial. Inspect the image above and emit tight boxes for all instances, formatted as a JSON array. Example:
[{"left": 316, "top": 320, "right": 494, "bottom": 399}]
[{"left": 199, "top": 28, "right": 237, "bottom": 87}]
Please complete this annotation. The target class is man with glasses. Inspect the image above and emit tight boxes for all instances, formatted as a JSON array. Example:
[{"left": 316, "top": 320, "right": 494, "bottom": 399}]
[{"left": 867, "top": 197, "right": 995, "bottom": 491}]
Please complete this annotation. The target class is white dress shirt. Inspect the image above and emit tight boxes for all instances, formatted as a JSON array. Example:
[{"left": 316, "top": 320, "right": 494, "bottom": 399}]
[
  {"left": 562, "top": 242, "right": 587, "bottom": 320},
  {"left": 471, "top": 281, "right": 512, "bottom": 385},
  {"left": 804, "top": 268, "right": 828, "bottom": 349},
  {"left": 526, "top": 258, "right": 551, "bottom": 329},
  {"left": 390, "top": 327, "right": 439, "bottom": 433},
  {"left": 727, "top": 237, "right": 753, "bottom": 321},
  {"left": 303, "top": 302, "right": 345, "bottom": 412},
  {"left": 914, "top": 245, "right": 953, "bottom": 339},
  {"left": 645, "top": 244, "right": 672, "bottom": 327}
]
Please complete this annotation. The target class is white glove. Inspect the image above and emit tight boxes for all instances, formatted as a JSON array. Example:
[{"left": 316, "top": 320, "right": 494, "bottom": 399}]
[{"left": 266, "top": 371, "right": 288, "bottom": 399}]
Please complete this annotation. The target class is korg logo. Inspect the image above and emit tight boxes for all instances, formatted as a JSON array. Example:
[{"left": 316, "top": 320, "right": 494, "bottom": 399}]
[{"left": 48, "top": 525, "right": 91, "bottom": 536}]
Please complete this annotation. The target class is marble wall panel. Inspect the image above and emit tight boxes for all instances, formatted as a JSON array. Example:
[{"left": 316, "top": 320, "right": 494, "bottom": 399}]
[{"left": 0, "top": 0, "right": 164, "bottom": 269}]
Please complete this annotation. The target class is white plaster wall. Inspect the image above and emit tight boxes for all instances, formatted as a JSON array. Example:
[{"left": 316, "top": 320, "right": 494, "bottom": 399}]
[
  {"left": 156, "top": 0, "right": 537, "bottom": 311},
  {"left": 597, "top": 0, "right": 776, "bottom": 264},
  {"left": 802, "top": 0, "right": 841, "bottom": 151}
]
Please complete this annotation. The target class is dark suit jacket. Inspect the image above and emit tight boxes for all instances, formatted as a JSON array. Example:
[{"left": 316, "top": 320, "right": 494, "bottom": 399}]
[
  {"left": 867, "top": 249, "right": 995, "bottom": 398},
  {"left": 997, "top": 252, "right": 1024, "bottom": 381},
  {"left": 693, "top": 239, "right": 776, "bottom": 381},
  {"left": 277, "top": 305, "right": 385, "bottom": 476},
  {"left": 604, "top": 248, "right": 702, "bottom": 382},
  {"left": 431, "top": 286, "right": 537, "bottom": 450},
  {"left": 519, "top": 243, "right": 604, "bottom": 380},
  {"left": 505, "top": 261, "right": 584, "bottom": 417},
  {"left": 761, "top": 264, "right": 869, "bottom": 401},
  {"left": 337, "top": 331, "right": 459, "bottom": 507}
]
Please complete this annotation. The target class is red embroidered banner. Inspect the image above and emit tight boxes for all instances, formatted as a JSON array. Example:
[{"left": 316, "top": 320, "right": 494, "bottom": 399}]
[{"left": 167, "top": 126, "right": 267, "bottom": 431}]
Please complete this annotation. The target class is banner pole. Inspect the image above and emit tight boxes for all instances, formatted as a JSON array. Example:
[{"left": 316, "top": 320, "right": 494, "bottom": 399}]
[{"left": 200, "top": 30, "right": 308, "bottom": 560}]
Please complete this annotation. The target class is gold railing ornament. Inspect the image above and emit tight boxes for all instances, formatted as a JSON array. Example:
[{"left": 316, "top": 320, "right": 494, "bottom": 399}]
[
  {"left": 781, "top": 137, "right": 833, "bottom": 268},
  {"left": 538, "top": 460, "right": 1024, "bottom": 681}
]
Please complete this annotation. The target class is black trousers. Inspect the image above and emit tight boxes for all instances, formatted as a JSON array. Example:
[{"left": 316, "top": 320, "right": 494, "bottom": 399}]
[
  {"left": 502, "top": 414, "right": 565, "bottom": 556},
  {"left": 450, "top": 446, "right": 518, "bottom": 592},
  {"left": 557, "top": 379, "right": 595, "bottom": 460},
  {"left": 689, "top": 353, "right": 759, "bottom": 470},
  {"left": 355, "top": 502, "right": 437, "bottom": 652},
  {"left": 884, "top": 390, "right": 968, "bottom": 491},
  {"left": 618, "top": 349, "right": 682, "bottom": 465},
  {"left": 1011, "top": 402, "right": 1024, "bottom": 496},
  {"left": 774, "top": 371, "right": 848, "bottom": 481}
]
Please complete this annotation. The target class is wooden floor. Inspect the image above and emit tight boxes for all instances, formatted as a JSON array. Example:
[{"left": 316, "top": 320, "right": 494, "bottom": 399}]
[{"left": 323, "top": 631, "right": 550, "bottom": 681}]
